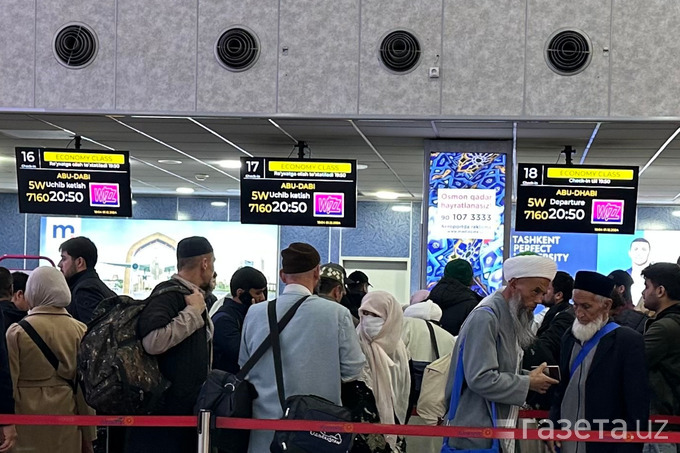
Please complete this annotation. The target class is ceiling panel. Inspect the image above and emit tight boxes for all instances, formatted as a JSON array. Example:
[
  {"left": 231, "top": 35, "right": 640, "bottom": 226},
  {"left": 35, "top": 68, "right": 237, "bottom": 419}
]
[{"left": 0, "top": 113, "right": 679, "bottom": 204}]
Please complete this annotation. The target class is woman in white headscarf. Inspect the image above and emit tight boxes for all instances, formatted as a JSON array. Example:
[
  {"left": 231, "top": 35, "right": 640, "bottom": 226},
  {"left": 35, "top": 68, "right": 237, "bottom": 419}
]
[
  {"left": 6, "top": 266, "right": 96, "bottom": 453},
  {"left": 357, "top": 290, "right": 411, "bottom": 453},
  {"left": 401, "top": 299, "right": 456, "bottom": 452}
]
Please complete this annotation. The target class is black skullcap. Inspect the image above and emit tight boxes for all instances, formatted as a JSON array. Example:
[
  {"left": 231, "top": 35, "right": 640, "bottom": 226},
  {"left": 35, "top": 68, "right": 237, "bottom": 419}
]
[
  {"left": 230, "top": 267, "right": 267, "bottom": 294},
  {"left": 176, "top": 236, "right": 213, "bottom": 260},
  {"left": 574, "top": 271, "right": 616, "bottom": 298},
  {"left": 281, "top": 242, "right": 320, "bottom": 274},
  {"left": 348, "top": 270, "right": 371, "bottom": 286},
  {"left": 608, "top": 269, "right": 634, "bottom": 289}
]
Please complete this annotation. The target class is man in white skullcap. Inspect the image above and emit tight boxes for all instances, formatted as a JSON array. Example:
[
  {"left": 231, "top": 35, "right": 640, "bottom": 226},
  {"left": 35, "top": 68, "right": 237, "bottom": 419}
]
[{"left": 443, "top": 254, "right": 560, "bottom": 453}]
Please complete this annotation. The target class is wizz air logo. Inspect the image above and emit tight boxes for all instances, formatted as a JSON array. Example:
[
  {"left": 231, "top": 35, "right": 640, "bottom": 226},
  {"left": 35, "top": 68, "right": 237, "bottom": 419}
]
[
  {"left": 591, "top": 200, "right": 624, "bottom": 224},
  {"left": 314, "top": 193, "right": 344, "bottom": 217},
  {"left": 89, "top": 183, "right": 120, "bottom": 207}
]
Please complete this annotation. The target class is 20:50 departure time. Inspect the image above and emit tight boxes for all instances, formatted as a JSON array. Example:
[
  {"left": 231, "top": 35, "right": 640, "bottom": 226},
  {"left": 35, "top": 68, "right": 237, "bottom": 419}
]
[
  {"left": 248, "top": 201, "right": 308, "bottom": 214},
  {"left": 524, "top": 207, "right": 586, "bottom": 221}
]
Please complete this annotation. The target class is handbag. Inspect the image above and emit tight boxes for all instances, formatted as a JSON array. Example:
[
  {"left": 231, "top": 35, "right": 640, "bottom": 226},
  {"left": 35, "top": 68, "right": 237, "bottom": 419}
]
[
  {"left": 441, "top": 306, "right": 499, "bottom": 453},
  {"left": 267, "top": 299, "right": 354, "bottom": 453},
  {"left": 195, "top": 296, "right": 309, "bottom": 453}
]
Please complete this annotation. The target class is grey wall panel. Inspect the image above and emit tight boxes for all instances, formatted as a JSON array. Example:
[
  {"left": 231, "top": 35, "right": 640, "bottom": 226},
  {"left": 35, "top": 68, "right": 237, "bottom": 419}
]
[
  {"left": 35, "top": 0, "right": 116, "bottom": 110},
  {"left": 196, "top": 0, "right": 278, "bottom": 113},
  {"left": 442, "top": 0, "right": 525, "bottom": 116},
  {"left": 0, "top": 0, "right": 35, "bottom": 108},
  {"left": 116, "top": 0, "right": 197, "bottom": 112},
  {"left": 278, "top": 0, "right": 360, "bottom": 114},
  {"left": 524, "top": 0, "right": 610, "bottom": 117},
  {"left": 359, "top": 0, "right": 442, "bottom": 115},
  {"left": 610, "top": 1, "right": 680, "bottom": 117}
]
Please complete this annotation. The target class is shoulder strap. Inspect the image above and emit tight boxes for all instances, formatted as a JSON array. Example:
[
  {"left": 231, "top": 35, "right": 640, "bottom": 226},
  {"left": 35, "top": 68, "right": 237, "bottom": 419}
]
[
  {"left": 569, "top": 322, "right": 620, "bottom": 378},
  {"left": 425, "top": 321, "right": 440, "bottom": 360},
  {"left": 18, "top": 320, "right": 76, "bottom": 392},
  {"left": 269, "top": 299, "right": 286, "bottom": 409},
  {"left": 236, "top": 295, "right": 309, "bottom": 382},
  {"left": 444, "top": 305, "right": 499, "bottom": 449}
]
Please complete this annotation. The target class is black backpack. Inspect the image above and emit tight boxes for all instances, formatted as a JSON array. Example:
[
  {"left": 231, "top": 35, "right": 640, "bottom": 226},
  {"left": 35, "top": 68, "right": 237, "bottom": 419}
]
[{"left": 78, "top": 285, "right": 190, "bottom": 415}]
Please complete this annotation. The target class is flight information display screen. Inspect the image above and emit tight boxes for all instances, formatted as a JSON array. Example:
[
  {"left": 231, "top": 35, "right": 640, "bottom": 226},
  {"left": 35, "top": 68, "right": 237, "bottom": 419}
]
[
  {"left": 515, "top": 164, "right": 639, "bottom": 234},
  {"left": 240, "top": 157, "right": 357, "bottom": 227},
  {"left": 15, "top": 147, "right": 132, "bottom": 217}
]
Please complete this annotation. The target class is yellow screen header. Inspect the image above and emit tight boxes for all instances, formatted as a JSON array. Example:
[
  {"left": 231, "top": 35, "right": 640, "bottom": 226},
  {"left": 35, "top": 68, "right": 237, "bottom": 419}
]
[
  {"left": 268, "top": 161, "right": 352, "bottom": 173},
  {"left": 44, "top": 152, "right": 125, "bottom": 164},
  {"left": 546, "top": 167, "right": 634, "bottom": 180}
]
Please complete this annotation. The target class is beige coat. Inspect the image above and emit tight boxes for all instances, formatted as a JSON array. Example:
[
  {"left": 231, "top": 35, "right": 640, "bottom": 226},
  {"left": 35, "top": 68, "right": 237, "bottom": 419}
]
[{"left": 6, "top": 306, "right": 96, "bottom": 453}]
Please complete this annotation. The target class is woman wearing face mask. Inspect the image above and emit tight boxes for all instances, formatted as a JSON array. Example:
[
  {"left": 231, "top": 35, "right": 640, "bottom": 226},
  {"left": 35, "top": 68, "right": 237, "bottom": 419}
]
[{"left": 356, "top": 290, "right": 411, "bottom": 453}]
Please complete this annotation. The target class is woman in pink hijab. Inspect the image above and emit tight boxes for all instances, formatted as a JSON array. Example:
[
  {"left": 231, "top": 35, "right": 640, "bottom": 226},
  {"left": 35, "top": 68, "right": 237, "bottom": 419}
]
[{"left": 357, "top": 290, "right": 411, "bottom": 453}]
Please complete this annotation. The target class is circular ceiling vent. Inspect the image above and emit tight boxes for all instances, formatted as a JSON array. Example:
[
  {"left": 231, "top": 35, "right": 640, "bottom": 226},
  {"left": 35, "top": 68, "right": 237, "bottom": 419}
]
[
  {"left": 215, "top": 27, "right": 260, "bottom": 72},
  {"left": 53, "top": 24, "right": 98, "bottom": 68},
  {"left": 379, "top": 30, "right": 421, "bottom": 74},
  {"left": 545, "top": 29, "right": 592, "bottom": 75}
]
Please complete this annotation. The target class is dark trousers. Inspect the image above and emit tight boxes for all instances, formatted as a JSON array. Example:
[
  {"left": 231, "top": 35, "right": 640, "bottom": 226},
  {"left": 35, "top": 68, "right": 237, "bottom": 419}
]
[{"left": 124, "top": 426, "right": 197, "bottom": 453}]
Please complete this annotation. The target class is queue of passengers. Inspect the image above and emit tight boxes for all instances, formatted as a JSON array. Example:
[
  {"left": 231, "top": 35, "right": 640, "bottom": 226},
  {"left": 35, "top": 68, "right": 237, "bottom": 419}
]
[{"left": 0, "top": 236, "right": 678, "bottom": 453}]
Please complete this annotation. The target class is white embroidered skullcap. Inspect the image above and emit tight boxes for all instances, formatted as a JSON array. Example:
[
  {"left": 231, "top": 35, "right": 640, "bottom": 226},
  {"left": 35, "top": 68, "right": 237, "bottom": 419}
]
[{"left": 503, "top": 255, "right": 557, "bottom": 282}]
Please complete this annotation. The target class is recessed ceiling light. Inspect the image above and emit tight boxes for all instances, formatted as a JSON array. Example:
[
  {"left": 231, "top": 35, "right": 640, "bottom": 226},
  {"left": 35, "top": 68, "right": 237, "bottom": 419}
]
[
  {"left": 158, "top": 159, "right": 183, "bottom": 165},
  {"left": 176, "top": 187, "right": 195, "bottom": 194},
  {"left": 131, "top": 200, "right": 137, "bottom": 205},
  {"left": 391, "top": 205, "right": 411, "bottom": 212},
  {"left": 211, "top": 201, "right": 227, "bottom": 207},
  {"left": 672, "top": 211, "right": 680, "bottom": 217},
  {"left": 357, "top": 164, "right": 369, "bottom": 170},
  {"left": 375, "top": 191, "right": 401, "bottom": 200},
  {"left": 218, "top": 160, "right": 242, "bottom": 169}
]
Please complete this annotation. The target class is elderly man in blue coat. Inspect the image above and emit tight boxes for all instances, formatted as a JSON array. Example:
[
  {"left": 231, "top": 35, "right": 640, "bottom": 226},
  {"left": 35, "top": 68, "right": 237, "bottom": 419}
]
[
  {"left": 444, "top": 254, "right": 560, "bottom": 453},
  {"left": 550, "top": 271, "right": 649, "bottom": 453}
]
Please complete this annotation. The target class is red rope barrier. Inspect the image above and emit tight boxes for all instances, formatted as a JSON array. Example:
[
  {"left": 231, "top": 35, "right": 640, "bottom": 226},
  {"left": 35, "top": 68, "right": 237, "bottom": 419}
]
[
  {"left": 0, "top": 415, "right": 196, "bottom": 427},
  {"left": 1, "top": 414, "right": 679, "bottom": 443}
]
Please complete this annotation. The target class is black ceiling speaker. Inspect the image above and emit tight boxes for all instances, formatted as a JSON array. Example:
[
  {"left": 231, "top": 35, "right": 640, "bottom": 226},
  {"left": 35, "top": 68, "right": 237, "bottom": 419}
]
[
  {"left": 53, "top": 24, "right": 98, "bottom": 68},
  {"left": 545, "top": 29, "right": 592, "bottom": 75},
  {"left": 215, "top": 27, "right": 260, "bottom": 72},
  {"left": 379, "top": 30, "right": 421, "bottom": 73}
]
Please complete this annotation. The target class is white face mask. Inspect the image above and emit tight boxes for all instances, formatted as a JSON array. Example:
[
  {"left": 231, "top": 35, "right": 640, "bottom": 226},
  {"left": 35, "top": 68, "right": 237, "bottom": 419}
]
[{"left": 362, "top": 315, "right": 385, "bottom": 339}]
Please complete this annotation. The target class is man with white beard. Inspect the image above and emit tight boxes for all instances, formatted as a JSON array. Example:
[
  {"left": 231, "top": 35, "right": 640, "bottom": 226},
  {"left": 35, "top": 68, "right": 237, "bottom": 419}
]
[
  {"left": 549, "top": 271, "right": 649, "bottom": 453},
  {"left": 443, "top": 255, "right": 559, "bottom": 453}
]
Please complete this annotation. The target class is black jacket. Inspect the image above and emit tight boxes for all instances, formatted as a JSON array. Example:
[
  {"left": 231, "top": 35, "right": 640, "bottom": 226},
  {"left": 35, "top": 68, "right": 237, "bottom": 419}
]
[
  {"left": 0, "top": 298, "right": 26, "bottom": 332},
  {"left": 523, "top": 302, "right": 574, "bottom": 409},
  {"left": 428, "top": 277, "right": 482, "bottom": 336},
  {"left": 0, "top": 309, "right": 14, "bottom": 415},
  {"left": 137, "top": 279, "right": 210, "bottom": 415},
  {"left": 613, "top": 308, "right": 648, "bottom": 334},
  {"left": 66, "top": 269, "right": 116, "bottom": 325},
  {"left": 551, "top": 323, "right": 649, "bottom": 453},
  {"left": 211, "top": 298, "right": 248, "bottom": 374},
  {"left": 644, "top": 303, "right": 680, "bottom": 416}
]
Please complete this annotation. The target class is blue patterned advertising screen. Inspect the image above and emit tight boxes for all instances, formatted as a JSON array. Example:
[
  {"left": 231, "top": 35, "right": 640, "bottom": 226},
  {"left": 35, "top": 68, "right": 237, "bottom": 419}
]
[{"left": 427, "top": 152, "right": 506, "bottom": 295}]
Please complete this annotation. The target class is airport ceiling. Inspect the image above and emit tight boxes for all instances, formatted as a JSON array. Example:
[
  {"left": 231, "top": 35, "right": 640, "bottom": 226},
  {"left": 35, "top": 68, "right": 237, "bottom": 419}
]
[{"left": 0, "top": 113, "right": 679, "bottom": 204}]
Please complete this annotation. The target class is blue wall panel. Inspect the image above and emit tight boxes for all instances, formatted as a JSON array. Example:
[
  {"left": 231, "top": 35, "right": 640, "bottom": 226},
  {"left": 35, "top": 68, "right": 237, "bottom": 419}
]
[{"left": 341, "top": 201, "right": 411, "bottom": 258}]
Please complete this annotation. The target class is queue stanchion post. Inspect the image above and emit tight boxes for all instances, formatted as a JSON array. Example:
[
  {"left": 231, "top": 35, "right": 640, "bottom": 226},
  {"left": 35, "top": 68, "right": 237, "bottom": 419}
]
[{"left": 197, "top": 410, "right": 212, "bottom": 453}]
